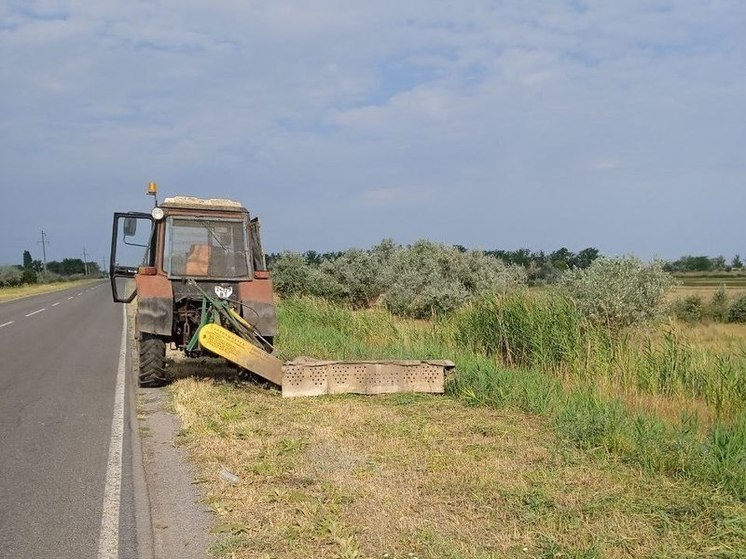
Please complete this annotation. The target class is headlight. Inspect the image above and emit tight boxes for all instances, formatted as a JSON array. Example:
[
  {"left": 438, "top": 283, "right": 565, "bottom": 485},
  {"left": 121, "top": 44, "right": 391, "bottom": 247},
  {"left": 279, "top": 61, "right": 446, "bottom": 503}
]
[{"left": 151, "top": 207, "right": 165, "bottom": 220}]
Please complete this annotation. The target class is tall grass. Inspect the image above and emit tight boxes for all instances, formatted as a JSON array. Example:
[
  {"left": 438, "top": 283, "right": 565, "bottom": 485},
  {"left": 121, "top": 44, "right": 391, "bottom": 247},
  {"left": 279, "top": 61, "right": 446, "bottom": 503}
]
[
  {"left": 451, "top": 293, "right": 746, "bottom": 417},
  {"left": 277, "top": 296, "right": 448, "bottom": 361},
  {"left": 276, "top": 295, "right": 746, "bottom": 500},
  {"left": 452, "top": 292, "right": 611, "bottom": 375}
]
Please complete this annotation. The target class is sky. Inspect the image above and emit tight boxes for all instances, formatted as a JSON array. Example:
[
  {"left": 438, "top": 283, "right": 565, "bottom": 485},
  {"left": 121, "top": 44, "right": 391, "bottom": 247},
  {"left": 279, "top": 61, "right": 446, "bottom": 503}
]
[{"left": 1, "top": 1, "right": 745, "bottom": 267}]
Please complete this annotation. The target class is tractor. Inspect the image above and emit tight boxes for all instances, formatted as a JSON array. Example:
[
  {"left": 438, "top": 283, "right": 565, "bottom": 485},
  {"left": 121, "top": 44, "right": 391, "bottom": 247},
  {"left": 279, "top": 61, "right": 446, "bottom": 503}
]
[{"left": 110, "top": 183, "right": 452, "bottom": 396}]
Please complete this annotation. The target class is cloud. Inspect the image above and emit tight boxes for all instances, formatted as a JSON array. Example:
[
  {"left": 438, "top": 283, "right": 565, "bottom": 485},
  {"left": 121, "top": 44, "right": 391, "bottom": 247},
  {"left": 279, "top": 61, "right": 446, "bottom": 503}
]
[{"left": 0, "top": 1, "right": 745, "bottom": 264}]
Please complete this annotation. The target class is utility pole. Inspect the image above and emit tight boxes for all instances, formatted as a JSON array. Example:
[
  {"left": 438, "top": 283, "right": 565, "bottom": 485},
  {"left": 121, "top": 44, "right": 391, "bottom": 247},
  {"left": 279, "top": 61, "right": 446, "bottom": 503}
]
[
  {"left": 38, "top": 230, "right": 49, "bottom": 272},
  {"left": 82, "top": 247, "right": 89, "bottom": 276}
]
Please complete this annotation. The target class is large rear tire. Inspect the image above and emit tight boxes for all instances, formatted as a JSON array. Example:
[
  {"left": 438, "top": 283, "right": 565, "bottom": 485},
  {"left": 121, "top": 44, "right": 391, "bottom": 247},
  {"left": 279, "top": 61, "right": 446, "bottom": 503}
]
[{"left": 139, "top": 334, "right": 167, "bottom": 387}]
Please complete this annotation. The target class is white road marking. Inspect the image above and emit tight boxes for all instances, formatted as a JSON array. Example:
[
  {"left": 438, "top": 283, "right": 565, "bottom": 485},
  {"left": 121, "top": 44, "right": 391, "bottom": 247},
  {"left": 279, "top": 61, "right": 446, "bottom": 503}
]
[
  {"left": 78, "top": 292, "right": 83, "bottom": 296},
  {"left": 52, "top": 302, "right": 60, "bottom": 307},
  {"left": 97, "top": 305, "right": 127, "bottom": 559},
  {"left": 0, "top": 321, "right": 14, "bottom": 328},
  {"left": 67, "top": 296, "right": 74, "bottom": 300},
  {"left": 25, "top": 308, "right": 46, "bottom": 317}
]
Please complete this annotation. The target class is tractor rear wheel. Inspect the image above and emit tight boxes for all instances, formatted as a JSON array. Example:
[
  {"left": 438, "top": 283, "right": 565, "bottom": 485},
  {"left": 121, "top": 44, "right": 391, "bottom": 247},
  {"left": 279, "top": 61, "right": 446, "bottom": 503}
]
[{"left": 138, "top": 334, "right": 167, "bottom": 387}]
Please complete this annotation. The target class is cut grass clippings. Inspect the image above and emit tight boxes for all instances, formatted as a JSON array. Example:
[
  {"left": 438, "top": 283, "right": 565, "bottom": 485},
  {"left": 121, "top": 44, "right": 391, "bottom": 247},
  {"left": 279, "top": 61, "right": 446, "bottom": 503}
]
[{"left": 171, "top": 379, "right": 746, "bottom": 559}]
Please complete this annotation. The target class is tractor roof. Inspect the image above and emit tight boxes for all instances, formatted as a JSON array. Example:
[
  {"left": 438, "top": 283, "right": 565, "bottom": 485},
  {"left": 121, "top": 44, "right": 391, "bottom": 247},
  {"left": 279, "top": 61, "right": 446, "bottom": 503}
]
[{"left": 161, "top": 196, "right": 247, "bottom": 212}]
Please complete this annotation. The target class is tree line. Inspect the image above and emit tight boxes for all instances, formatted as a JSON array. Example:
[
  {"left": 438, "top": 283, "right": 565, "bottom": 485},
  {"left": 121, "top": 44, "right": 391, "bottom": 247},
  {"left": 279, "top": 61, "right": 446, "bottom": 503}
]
[
  {"left": 266, "top": 245, "right": 604, "bottom": 287},
  {"left": 0, "top": 250, "right": 102, "bottom": 287},
  {"left": 268, "top": 246, "right": 745, "bottom": 279}
]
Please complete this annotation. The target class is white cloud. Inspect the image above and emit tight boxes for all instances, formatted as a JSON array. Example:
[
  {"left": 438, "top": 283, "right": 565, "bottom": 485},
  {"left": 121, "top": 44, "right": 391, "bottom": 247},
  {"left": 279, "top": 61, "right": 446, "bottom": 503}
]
[{"left": 0, "top": 0, "right": 745, "bottom": 263}]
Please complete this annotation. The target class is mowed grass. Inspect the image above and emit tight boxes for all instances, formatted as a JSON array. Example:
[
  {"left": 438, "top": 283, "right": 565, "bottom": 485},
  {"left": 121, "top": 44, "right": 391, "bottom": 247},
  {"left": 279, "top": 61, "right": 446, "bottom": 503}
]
[
  {"left": 172, "top": 380, "right": 745, "bottom": 559},
  {"left": 0, "top": 278, "right": 100, "bottom": 302},
  {"left": 167, "top": 296, "right": 746, "bottom": 558}
]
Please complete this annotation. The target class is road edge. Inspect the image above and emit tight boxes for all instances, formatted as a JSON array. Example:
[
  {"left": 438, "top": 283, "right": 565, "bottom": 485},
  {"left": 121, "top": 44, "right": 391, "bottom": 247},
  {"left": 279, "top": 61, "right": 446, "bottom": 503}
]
[{"left": 128, "top": 303, "right": 213, "bottom": 559}]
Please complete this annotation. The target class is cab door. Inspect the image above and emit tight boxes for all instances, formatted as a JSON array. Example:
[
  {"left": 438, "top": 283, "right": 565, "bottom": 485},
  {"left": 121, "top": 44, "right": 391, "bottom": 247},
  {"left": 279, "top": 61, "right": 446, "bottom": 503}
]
[{"left": 110, "top": 212, "right": 155, "bottom": 303}]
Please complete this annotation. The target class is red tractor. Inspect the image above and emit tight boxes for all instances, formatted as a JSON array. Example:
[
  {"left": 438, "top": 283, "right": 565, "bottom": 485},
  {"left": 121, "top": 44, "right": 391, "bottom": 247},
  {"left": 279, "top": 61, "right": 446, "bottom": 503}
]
[{"left": 110, "top": 185, "right": 276, "bottom": 387}]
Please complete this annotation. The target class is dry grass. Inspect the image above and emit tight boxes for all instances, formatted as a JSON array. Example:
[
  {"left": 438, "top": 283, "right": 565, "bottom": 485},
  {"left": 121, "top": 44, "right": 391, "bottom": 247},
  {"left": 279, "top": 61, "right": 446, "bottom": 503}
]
[
  {"left": 667, "top": 285, "right": 746, "bottom": 303},
  {"left": 0, "top": 279, "right": 99, "bottom": 302},
  {"left": 170, "top": 377, "right": 746, "bottom": 559},
  {"left": 672, "top": 321, "right": 746, "bottom": 352}
]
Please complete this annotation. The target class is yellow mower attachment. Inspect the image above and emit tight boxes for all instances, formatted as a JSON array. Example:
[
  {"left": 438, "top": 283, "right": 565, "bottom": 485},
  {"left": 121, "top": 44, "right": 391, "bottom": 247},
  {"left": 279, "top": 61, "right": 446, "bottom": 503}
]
[
  {"left": 198, "top": 323, "right": 284, "bottom": 386},
  {"left": 190, "top": 280, "right": 454, "bottom": 398},
  {"left": 197, "top": 321, "right": 453, "bottom": 398}
]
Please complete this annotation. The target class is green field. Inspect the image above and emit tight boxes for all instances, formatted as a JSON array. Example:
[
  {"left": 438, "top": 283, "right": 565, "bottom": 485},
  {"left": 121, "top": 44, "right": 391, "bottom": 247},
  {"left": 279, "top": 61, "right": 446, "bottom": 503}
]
[{"left": 675, "top": 272, "right": 746, "bottom": 288}]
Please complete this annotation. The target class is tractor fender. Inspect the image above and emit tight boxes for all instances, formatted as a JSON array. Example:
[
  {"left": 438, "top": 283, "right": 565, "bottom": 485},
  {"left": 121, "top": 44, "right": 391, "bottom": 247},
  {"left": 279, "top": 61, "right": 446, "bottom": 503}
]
[
  {"left": 239, "top": 276, "right": 278, "bottom": 337},
  {"left": 135, "top": 274, "right": 173, "bottom": 337}
]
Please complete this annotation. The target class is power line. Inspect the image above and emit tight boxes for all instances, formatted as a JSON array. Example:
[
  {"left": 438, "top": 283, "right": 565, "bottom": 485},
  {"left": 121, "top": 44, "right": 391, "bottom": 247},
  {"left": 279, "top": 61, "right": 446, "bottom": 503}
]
[{"left": 38, "top": 230, "right": 49, "bottom": 271}]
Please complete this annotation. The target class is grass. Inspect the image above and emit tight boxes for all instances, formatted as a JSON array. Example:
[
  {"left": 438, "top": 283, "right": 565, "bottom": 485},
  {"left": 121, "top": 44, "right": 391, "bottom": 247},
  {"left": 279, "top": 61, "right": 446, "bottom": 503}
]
[
  {"left": 0, "top": 278, "right": 101, "bottom": 302},
  {"left": 171, "top": 379, "right": 746, "bottom": 559},
  {"left": 165, "top": 295, "right": 746, "bottom": 558},
  {"left": 452, "top": 294, "right": 746, "bottom": 419},
  {"left": 674, "top": 272, "right": 746, "bottom": 288}
]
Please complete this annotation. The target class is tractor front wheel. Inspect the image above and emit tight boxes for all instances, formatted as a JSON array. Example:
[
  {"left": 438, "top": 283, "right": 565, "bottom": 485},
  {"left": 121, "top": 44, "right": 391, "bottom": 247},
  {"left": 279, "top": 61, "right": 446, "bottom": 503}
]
[{"left": 138, "top": 334, "right": 167, "bottom": 387}]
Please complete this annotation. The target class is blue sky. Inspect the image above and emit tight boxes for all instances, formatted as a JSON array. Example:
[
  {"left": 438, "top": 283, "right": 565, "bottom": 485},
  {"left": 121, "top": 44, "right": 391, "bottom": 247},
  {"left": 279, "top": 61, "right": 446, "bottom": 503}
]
[{"left": 1, "top": 1, "right": 744, "bottom": 266}]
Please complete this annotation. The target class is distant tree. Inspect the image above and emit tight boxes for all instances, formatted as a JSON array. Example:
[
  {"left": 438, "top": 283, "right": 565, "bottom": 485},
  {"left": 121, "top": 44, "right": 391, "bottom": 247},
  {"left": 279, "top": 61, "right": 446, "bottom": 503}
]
[
  {"left": 60, "top": 258, "right": 85, "bottom": 275},
  {"left": 669, "top": 256, "right": 713, "bottom": 272},
  {"left": 303, "top": 250, "right": 321, "bottom": 265},
  {"left": 572, "top": 247, "right": 600, "bottom": 269},
  {"left": 31, "top": 260, "right": 44, "bottom": 273},
  {"left": 549, "top": 247, "right": 573, "bottom": 270},
  {"left": 23, "top": 250, "right": 32, "bottom": 269},
  {"left": 86, "top": 262, "right": 101, "bottom": 276},
  {"left": 732, "top": 254, "right": 743, "bottom": 270},
  {"left": 21, "top": 268, "right": 37, "bottom": 284},
  {"left": 47, "top": 261, "right": 62, "bottom": 274},
  {"left": 485, "top": 248, "right": 532, "bottom": 267},
  {"left": 711, "top": 256, "right": 727, "bottom": 271}
]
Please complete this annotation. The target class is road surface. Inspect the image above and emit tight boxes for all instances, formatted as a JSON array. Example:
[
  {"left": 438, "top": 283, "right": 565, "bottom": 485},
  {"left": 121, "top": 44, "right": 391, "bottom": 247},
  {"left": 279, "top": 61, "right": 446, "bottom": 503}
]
[{"left": 0, "top": 281, "right": 146, "bottom": 558}]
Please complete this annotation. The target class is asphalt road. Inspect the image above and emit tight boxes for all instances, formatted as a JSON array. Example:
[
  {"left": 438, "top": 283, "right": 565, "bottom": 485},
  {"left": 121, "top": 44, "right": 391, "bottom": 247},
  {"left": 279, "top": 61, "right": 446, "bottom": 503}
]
[{"left": 0, "top": 281, "right": 143, "bottom": 558}]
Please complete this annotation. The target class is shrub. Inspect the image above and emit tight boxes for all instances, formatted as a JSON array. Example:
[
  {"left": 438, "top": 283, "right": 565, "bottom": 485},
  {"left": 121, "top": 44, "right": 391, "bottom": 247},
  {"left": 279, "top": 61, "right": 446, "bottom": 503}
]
[
  {"left": 271, "top": 240, "right": 527, "bottom": 318},
  {"left": 270, "top": 252, "right": 314, "bottom": 296},
  {"left": 708, "top": 285, "right": 729, "bottom": 322},
  {"left": 382, "top": 240, "right": 526, "bottom": 318},
  {"left": 21, "top": 268, "right": 37, "bottom": 284},
  {"left": 670, "top": 296, "right": 704, "bottom": 323},
  {"left": 0, "top": 265, "right": 23, "bottom": 287},
  {"left": 560, "top": 256, "right": 677, "bottom": 329},
  {"left": 728, "top": 295, "right": 746, "bottom": 323},
  {"left": 318, "top": 249, "right": 384, "bottom": 308}
]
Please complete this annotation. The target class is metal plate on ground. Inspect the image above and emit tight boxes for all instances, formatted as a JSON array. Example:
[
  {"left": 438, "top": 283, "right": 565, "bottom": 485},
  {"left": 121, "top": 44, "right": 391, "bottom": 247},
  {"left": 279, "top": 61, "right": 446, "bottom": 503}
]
[{"left": 281, "top": 359, "right": 454, "bottom": 398}]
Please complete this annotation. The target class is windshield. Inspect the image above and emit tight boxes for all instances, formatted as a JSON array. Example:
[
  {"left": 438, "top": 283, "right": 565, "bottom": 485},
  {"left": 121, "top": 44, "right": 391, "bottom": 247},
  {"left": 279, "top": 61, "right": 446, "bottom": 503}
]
[{"left": 164, "top": 217, "right": 250, "bottom": 278}]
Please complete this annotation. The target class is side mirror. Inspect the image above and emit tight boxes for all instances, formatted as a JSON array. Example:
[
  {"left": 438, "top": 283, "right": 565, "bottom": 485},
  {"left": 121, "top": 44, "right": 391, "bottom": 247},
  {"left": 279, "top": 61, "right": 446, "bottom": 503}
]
[{"left": 123, "top": 217, "right": 137, "bottom": 237}]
